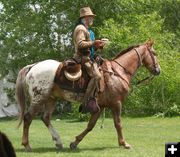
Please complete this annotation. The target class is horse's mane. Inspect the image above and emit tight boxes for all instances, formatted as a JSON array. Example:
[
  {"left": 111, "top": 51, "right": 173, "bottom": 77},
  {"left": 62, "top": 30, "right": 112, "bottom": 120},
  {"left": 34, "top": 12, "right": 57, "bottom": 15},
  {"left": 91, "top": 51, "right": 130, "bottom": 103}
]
[{"left": 113, "top": 44, "right": 140, "bottom": 60}]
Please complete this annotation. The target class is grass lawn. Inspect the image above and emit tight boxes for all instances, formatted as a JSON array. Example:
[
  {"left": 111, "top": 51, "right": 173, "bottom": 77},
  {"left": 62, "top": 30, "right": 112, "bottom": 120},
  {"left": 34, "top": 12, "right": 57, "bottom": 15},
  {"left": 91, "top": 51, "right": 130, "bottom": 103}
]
[{"left": 0, "top": 117, "right": 180, "bottom": 157}]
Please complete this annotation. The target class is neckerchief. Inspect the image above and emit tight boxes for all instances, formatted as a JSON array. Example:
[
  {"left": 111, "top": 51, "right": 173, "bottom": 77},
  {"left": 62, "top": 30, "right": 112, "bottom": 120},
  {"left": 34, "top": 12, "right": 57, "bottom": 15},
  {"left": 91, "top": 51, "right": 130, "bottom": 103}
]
[{"left": 88, "top": 29, "right": 95, "bottom": 60}]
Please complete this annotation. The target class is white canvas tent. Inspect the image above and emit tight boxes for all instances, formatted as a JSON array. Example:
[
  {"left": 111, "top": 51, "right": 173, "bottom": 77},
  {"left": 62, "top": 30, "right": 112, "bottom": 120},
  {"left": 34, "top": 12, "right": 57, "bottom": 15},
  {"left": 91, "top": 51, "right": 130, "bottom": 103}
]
[{"left": 0, "top": 79, "right": 18, "bottom": 118}]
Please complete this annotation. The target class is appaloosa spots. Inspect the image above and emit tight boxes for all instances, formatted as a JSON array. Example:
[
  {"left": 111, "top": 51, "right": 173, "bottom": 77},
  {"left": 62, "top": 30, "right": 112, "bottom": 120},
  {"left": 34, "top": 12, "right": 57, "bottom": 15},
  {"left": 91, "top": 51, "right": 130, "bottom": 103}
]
[{"left": 32, "top": 86, "right": 42, "bottom": 97}]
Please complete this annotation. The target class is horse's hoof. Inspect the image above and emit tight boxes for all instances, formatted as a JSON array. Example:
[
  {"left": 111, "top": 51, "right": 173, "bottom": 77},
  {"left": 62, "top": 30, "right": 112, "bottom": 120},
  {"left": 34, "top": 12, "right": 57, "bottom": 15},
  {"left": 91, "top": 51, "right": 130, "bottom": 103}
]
[
  {"left": 70, "top": 142, "right": 77, "bottom": 150},
  {"left": 124, "top": 143, "right": 131, "bottom": 149},
  {"left": 119, "top": 141, "right": 132, "bottom": 149},
  {"left": 56, "top": 143, "right": 63, "bottom": 150},
  {"left": 24, "top": 145, "right": 32, "bottom": 152}
]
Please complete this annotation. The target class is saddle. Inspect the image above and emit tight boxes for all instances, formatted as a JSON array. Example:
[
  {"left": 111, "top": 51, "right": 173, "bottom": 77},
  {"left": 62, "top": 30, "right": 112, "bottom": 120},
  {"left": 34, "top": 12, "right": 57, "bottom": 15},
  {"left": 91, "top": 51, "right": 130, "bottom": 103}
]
[
  {"left": 54, "top": 58, "right": 105, "bottom": 93},
  {"left": 54, "top": 59, "right": 90, "bottom": 93}
]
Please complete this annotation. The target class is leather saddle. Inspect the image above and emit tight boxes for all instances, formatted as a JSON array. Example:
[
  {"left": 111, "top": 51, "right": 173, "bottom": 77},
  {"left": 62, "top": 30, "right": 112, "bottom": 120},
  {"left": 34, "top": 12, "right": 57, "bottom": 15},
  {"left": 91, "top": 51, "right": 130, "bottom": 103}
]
[
  {"left": 54, "top": 57, "right": 106, "bottom": 93},
  {"left": 54, "top": 59, "right": 90, "bottom": 93}
]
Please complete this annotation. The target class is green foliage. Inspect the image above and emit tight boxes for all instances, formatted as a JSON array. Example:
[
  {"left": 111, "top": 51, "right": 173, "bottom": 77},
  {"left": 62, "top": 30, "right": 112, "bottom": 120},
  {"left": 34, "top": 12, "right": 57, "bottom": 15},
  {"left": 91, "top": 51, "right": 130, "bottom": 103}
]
[
  {"left": 98, "top": 12, "right": 167, "bottom": 57},
  {"left": 97, "top": 0, "right": 180, "bottom": 117},
  {"left": 55, "top": 101, "right": 90, "bottom": 121},
  {"left": 0, "top": 0, "right": 179, "bottom": 116},
  {"left": 3, "top": 87, "right": 15, "bottom": 104},
  {"left": 154, "top": 103, "right": 180, "bottom": 117},
  {"left": 70, "top": 103, "right": 90, "bottom": 121}
]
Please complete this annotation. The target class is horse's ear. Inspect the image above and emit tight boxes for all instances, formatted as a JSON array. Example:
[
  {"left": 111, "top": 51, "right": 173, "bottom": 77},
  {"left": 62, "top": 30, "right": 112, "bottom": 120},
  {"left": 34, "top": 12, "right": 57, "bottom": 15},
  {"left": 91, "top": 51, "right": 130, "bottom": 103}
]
[{"left": 146, "top": 39, "right": 154, "bottom": 47}]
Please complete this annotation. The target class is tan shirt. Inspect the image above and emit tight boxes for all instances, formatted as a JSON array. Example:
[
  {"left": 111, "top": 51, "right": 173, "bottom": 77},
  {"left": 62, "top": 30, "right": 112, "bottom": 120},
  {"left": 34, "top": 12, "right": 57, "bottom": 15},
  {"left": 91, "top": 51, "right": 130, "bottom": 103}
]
[{"left": 73, "top": 24, "right": 93, "bottom": 61}]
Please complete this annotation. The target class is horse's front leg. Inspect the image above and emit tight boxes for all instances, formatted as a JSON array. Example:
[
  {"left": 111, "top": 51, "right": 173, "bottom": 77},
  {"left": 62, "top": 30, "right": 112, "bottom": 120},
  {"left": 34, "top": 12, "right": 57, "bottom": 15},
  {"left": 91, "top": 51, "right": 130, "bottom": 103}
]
[
  {"left": 70, "top": 108, "right": 103, "bottom": 150},
  {"left": 111, "top": 103, "right": 131, "bottom": 149}
]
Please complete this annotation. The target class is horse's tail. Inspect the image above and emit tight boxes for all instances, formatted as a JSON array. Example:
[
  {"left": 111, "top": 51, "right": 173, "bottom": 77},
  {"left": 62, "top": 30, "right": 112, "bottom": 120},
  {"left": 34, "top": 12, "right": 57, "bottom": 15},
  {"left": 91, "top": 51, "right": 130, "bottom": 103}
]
[{"left": 16, "top": 64, "right": 35, "bottom": 128}]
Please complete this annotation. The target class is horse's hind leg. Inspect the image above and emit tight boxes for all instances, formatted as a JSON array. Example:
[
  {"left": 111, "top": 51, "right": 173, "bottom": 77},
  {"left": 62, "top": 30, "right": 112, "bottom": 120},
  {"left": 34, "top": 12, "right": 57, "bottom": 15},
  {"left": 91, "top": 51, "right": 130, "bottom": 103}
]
[
  {"left": 111, "top": 103, "right": 131, "bottom": 149},
  {"left": 22, "top": 112, "right": 32, "bottom": 151},
  {"left": 70, "top": 108, "right": 103, "bottom": 150},
  {"left": 22, "top": 104, "right": 40, "bottom": 151},
  {"left": 41, "top": 98, "right": 63, "bottom": 149}
]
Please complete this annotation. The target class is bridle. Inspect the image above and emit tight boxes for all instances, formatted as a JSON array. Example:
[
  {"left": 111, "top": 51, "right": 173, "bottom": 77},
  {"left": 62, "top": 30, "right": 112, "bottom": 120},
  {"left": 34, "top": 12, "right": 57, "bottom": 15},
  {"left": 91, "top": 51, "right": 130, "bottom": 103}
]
[
  {"left": 112, "top": 45, "right": 158, "bottom": 85},
  {"left": 146, "top": 47, "right": 159, "bottom": 70},
  {"left": 135, "top": 46, "right": 159, "bottom": 85},
  {"left": 134, "top": 48, "right": 142, "bottom": 67}
]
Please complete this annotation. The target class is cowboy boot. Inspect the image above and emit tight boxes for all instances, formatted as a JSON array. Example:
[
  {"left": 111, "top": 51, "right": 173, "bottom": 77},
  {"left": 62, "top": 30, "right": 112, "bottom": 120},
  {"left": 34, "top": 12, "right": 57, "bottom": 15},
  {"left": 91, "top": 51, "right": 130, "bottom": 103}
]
[{"left": 79, "top": 78, "right": 100, "bottom": 114}]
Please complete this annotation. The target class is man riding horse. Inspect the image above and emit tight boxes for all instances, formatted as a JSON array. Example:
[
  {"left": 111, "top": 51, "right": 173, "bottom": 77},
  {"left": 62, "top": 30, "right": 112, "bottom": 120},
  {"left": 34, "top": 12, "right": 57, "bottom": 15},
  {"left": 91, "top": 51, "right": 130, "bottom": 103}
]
[
  {"left": 73, "top": 7, "right": 105, "bottom": 114},
  {"left": 16, "top": 5, "right": 161, "bottom": 151}
]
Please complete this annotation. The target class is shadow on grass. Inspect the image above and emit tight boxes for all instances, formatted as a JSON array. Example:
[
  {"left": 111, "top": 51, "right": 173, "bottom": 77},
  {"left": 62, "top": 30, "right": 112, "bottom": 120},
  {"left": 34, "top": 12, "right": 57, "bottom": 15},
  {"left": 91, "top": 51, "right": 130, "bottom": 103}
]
[
  {"left": 65, "top": 119, "right": 87, "bottom": 123},
  {"left": 15, "top": 146, "right": 118, "bottom": 153},
  {"left": 0, "top": 116, "right": 18, "bottom": 122}
]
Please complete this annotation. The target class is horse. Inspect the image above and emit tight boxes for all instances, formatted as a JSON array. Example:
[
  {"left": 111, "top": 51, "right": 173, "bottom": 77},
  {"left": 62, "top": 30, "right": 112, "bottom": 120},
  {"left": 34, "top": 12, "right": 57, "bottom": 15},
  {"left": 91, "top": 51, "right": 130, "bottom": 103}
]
[
  {"left": 16, "top": 40, "right": 160, "bottom": 151},
  {"left": 0, "top": 131, "right": 16, "bottom": 157}
]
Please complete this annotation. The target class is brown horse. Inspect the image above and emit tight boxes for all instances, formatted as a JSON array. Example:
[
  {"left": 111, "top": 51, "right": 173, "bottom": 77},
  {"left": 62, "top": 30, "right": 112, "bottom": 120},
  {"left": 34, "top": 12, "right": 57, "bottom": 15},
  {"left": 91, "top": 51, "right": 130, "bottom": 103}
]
[{"left": 16, "top": 40, "right": 160, "bottom": 151}]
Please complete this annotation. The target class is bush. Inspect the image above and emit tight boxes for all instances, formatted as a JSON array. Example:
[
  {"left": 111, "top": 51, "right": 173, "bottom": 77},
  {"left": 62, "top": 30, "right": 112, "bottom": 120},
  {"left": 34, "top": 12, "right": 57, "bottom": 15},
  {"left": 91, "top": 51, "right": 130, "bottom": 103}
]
[{"left": 98, "top": 11, "right": 180, "bottom": 117}]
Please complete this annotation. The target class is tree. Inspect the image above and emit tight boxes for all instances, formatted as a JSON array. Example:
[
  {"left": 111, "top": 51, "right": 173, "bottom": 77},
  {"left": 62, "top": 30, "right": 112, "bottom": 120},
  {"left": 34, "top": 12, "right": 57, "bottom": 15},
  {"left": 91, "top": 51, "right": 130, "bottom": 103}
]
[{"left": 0, "top": 0, "right": 179, "bottom": 116}]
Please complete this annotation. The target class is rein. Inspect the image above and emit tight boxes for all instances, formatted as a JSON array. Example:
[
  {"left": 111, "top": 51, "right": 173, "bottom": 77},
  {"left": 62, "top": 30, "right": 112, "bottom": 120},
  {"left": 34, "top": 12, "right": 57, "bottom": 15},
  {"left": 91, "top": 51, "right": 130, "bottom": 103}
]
[
  {"left": 103, "top": 46, "right": 157, "bottom": 86},
  {"left": 136, "top": 74, "right": 155, "bottom": 86},
  {"left": 113, "top": 60, "right": 132, "bottom": 76},
  {"left": 112, "top": 47, "right": 143, "bottom": 76},
  {"left": 100, "top": 67, "right": 130, "bottom": 86}
]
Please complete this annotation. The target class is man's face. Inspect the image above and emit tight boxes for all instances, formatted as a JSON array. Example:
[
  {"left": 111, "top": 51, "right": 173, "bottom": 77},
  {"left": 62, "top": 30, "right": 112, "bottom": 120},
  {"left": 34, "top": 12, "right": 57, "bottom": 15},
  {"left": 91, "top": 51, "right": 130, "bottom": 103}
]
[{"left": 85, "top": 16, "right": 94, "bottom": 26}]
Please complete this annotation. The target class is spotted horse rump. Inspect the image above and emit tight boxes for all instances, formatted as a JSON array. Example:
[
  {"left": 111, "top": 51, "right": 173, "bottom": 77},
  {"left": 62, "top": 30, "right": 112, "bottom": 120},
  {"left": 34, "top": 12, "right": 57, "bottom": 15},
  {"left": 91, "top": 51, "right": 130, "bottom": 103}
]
[{"left": 25, "top": 60, "right": 61, "bottom": 104}]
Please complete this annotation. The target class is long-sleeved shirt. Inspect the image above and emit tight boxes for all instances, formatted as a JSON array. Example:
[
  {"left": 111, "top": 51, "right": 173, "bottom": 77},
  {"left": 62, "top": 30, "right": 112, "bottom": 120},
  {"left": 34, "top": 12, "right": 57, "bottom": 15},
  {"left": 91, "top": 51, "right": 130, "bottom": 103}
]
[{"left": 73, "top": 24, "right": 94, "bottom": 62}]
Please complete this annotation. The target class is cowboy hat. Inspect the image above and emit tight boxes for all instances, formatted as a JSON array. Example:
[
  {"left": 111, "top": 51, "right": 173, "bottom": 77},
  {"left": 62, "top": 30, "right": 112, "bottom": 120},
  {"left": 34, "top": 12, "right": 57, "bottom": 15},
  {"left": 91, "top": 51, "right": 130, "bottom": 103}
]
[{"left": 80, "top": 7, "right": 96, "bottom": 18}]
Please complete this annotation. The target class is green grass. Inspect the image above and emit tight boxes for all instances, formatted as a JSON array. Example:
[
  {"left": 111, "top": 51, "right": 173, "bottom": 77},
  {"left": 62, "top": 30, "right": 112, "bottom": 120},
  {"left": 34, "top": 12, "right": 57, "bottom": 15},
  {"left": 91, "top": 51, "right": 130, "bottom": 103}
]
[{"left": 0, "top": 117, "right": 180, "bottom": 157}]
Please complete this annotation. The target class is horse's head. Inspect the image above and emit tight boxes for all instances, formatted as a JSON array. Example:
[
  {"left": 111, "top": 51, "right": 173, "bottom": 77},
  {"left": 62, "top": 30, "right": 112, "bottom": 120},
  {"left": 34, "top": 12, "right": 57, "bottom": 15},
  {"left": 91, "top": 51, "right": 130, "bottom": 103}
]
[{"left": 142, "top": 40, "right": 161, "bottom": 75}]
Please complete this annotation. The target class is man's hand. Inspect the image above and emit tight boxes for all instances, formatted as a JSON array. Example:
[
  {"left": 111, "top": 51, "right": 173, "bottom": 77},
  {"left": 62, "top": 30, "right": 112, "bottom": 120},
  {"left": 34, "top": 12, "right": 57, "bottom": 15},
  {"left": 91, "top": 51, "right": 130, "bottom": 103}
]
[{"left": 94, "top": 40, "right": 105, "bottom": 50}]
